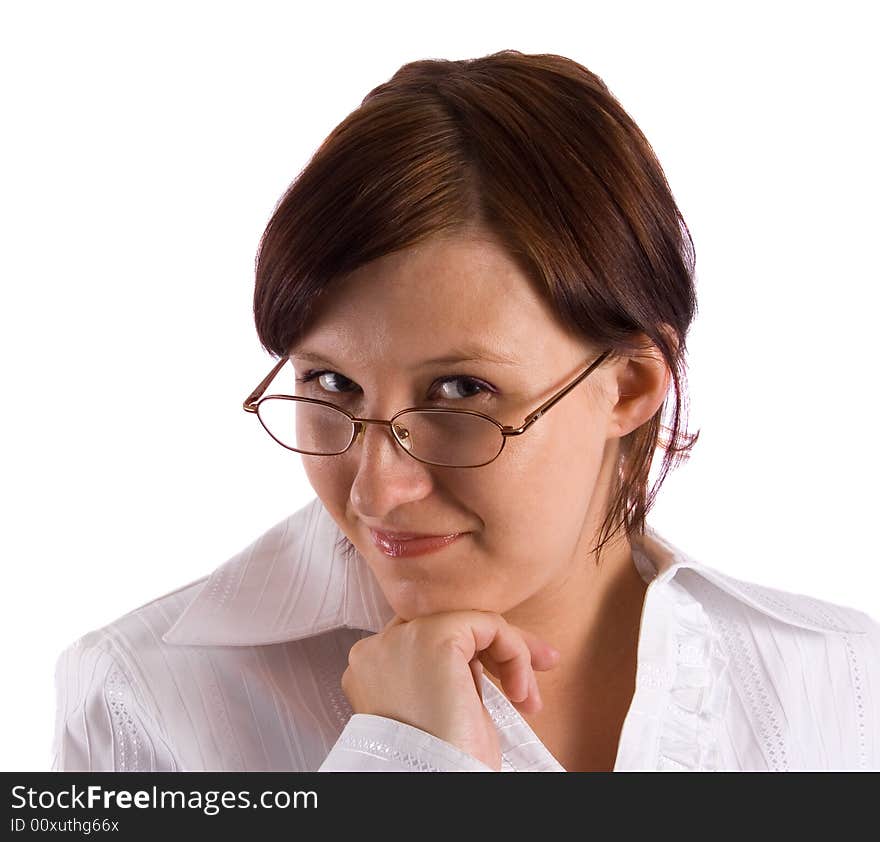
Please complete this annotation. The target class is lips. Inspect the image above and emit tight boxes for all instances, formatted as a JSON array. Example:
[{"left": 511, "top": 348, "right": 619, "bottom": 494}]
[
  {"left": 370, "top": 529, "right": 464, "bottom": 558},
  {"left": 374, "top": 531, "right": 438, "bottom": 540}
]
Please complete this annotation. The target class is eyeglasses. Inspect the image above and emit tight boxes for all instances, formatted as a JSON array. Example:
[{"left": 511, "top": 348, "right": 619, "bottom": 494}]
[{"left": 243, "top": 349, "right": 613, "bottom": 468}]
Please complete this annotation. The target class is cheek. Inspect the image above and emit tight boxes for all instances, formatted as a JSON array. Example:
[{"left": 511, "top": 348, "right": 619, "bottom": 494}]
[
  {"left": 302, "top": 459, "right": 350, "bottom": 518},
  {"left": 472, "top": 417, "right": 603, "bottom": 551}
]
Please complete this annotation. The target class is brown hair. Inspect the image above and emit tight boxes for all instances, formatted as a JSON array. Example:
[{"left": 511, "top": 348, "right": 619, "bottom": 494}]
[{"left": 252, "top": 49, "right": 699, "bottom": 565}]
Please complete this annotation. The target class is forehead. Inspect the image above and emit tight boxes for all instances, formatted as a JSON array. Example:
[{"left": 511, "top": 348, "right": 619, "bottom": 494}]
[{"left": 294, "top": 233, "right": 580, "bottom": 366}]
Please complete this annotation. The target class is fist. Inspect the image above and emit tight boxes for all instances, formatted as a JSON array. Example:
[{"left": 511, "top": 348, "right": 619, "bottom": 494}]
[{"left": 340, "top": 611, "right": 561, "bottom": 770}]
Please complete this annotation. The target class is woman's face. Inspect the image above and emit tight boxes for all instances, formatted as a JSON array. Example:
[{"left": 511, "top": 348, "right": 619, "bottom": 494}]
[{"left": 290, "top": 229, "right": 627, "bottom": 622}]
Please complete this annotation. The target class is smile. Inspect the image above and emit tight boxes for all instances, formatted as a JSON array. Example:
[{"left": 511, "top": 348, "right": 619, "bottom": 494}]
[{"left": 369, "top": 529, "right": 464, "bottom": 558}]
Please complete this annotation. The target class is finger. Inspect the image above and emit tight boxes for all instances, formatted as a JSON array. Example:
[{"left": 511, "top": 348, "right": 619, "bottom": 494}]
[
  {"left": 453, "top": 613, "right": 535, "bottom": 705},
  {"left": 487, "top": 632, "right": 533, "bottom": 704},
  {"left": 469, "top": 658, "right": 484, "bottom": 703},
  {"left": 478, "top": 651, "right": 503, "bottom": 681},
  {"left": 471, "top": 618, "right": 560, "bottom": 703},
  {"left": 512, "top": 625, "right": 561, "bottom": 672},
  {"left": 479, "top": 643, "right": 556, "bottom": 682},
  {"left": 477, "top": 651, "right": 544, "bottom": 712},
  {"left": 463, "top": 616, "right": 560, "bottom": 673},
  {"left": 514, "top": 671, "right": 543, "bottom": 715}
]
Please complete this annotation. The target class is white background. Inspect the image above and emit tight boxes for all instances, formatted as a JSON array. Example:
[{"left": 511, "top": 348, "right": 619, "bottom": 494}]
[{"left": 2, "top": 1, "right": 878, "bottom": 771}]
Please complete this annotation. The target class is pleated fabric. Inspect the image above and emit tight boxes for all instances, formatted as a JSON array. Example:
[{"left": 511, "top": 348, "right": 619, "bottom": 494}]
[{"left": 51, "top": 497, "right": 880, "bottom": 771}]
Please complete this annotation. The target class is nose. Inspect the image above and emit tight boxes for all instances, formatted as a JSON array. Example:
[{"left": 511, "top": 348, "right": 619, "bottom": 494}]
[{"left": 348, "top": 420, "right": 434, "bottom": 520}]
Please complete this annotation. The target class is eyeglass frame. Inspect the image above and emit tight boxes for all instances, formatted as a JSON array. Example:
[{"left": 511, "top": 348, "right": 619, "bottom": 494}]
[{"left": 243, "top": 349, "right": 614, "bottom": 468}]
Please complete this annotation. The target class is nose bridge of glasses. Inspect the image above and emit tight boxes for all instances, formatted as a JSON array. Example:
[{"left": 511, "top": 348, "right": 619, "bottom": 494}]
[{"left": 353, "top": 416, "right": 412, "bottom": 454}]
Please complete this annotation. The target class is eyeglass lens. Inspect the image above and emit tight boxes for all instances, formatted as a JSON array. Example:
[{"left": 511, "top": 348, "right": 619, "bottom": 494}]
[{"left": 256, "top": 398, "right": 502, "bottom": 467}]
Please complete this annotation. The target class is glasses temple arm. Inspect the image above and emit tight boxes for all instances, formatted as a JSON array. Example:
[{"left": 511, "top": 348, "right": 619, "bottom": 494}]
[
  {"left": 243, "top": 356, "right": 290, "bottom": 413},
  {"left": 507, "top": 350, "right": 613, "bottom": 435}
]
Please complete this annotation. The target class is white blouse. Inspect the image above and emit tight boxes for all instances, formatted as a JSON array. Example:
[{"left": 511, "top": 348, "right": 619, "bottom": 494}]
[{"left": 51, "top": 496, "right": 880, "bottom": 771}]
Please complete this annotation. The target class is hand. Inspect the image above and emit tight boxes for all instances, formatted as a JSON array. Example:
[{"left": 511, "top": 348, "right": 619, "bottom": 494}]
[{"left": 340, "top": 611, "right": 561, "bottom": 771}]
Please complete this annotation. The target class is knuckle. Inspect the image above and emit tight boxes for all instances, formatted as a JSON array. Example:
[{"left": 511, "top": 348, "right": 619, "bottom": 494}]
[
  {"left": 347, "top": 637, "right": 367, "bottom": 666},
  {"left": 440, "top": 628, "right": 476, "bottom": 660},
  {"left": 398, "top": 616, "right": 455, "bottom": 654}
]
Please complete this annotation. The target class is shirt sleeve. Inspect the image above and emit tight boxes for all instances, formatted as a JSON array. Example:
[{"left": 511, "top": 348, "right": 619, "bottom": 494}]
[
  {"left": 318, "top": 713, "right": 496, "bottom": 772},
  {"left": 51, "top": 635, "right": 179, "bottom": 772}
]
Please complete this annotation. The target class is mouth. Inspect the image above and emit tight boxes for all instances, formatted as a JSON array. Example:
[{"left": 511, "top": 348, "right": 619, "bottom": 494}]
[{"left": 370, "top": 529, "right": 465, "bottom": 558}]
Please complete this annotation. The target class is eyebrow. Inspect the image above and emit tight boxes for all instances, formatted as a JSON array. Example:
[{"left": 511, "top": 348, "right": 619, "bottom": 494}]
[{"left": 289, "top": 346, "right": 523, "bottom": 369}]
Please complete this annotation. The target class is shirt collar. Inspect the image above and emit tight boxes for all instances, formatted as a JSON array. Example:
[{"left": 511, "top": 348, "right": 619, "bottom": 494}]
[{"left": 162, "top": 497, "right": 866, "bottom": 647}]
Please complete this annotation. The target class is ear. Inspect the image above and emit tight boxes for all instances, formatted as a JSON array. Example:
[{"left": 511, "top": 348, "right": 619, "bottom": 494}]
[{"left": 607, "top": 326, "right": 676, "bottom": 439}]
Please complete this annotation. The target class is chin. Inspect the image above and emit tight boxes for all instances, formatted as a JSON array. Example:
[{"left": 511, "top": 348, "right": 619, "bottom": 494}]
[
  {"left": 386, "top": 579, "right": 506, "bottom": 622},
  {"left": 381, "top": 580, "right": 475, "bottom": 620}
]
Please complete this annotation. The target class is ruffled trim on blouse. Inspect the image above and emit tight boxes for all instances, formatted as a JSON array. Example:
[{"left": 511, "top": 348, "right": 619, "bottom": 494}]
[
  {"left": 652, "top": 581, "right": 732, "bottom": 771},
  {"left": 477, "top": 566, "right": 732, "bottom": 772}
]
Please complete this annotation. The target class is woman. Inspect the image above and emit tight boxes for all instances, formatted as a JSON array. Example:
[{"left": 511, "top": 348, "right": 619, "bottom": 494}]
[{"left": 52, "top": 50, "right": 879, "bottom": 772}]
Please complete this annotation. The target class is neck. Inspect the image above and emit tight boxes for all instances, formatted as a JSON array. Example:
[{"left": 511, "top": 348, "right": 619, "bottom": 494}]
[
  {"left": 500, "top": 527, "right": 648, "bottom": 699},
  {"left": 490, "top": 531, "right": 649, "bottom": 772}
]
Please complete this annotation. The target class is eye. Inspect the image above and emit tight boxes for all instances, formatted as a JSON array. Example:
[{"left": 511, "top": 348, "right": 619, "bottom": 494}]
[
  {"left": 432, "top": 375, "right": 492, "bottom": 401},
  {"left": 295, "top": 370, "right": 495, "bottom": 402},
  {"left": 295, "top": 370, "right": 356, "bottom": 394}
]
